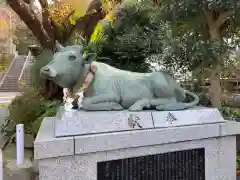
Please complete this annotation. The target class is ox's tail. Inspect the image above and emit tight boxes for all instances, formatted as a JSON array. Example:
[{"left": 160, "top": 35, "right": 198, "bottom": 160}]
[
  {"left": 156, "top": 88, "right": 200, "bottom": 111},
  {"left": 183, "top": 89, "right": 200, "bottom": 108}
]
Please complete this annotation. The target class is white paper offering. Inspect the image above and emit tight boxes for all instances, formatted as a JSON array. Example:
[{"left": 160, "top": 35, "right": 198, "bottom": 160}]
[
  {"left": 76, "top": 92, "right": 84, "bottom": 108},
  {"left": 64, "top": 97, "right": 74, "bottom": 111},
  {"left": 64, "top": 91, "right": 84, "bottom": 111}
]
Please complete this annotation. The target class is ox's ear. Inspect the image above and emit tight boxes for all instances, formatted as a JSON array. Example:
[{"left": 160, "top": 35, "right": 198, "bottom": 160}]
[
  {"left": 70, "top": 45, "right": 84, "bottom": 55},
  {"left": 83, "top": 53, "right": 97, "bottom": 64}
]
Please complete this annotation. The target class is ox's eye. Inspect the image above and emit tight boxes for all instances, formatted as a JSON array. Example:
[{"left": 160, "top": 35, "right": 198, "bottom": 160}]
[{"left": 69, "top": 55, "right": 76, "bottom": 61}]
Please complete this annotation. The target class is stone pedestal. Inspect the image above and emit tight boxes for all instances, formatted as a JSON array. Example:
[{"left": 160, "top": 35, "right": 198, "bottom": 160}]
[{"left": 34, "top": 107, "right": 240, "bottom": 180}]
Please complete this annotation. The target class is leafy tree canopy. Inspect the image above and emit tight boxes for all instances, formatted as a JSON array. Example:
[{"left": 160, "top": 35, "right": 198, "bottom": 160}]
[
  {"left": 156, "top": 0, "right": 240, "bottom": 72},
  {"left": 149, "top": 0, "right": 240, "bottom": 108},
  {"left": 48, "top": 1, "right": 74, "bottom": 26},
  {"left": 86, "top": 2, "right": 164, "bottom": 72}
]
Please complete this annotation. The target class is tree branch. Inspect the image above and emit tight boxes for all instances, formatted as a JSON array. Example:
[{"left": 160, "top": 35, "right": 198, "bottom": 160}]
[
  {"left": 38, "top": 0, "right": 47, "bottom": 7},
  {"left": 75, "top": 11, "right": 106, "bottom": 40},
  {"left": 55, "top": 10, "right": 76, "bottom": 43},
  {"left": 202, "top": 7, "right": 213, "bottom": 26},
  {"left": 214, "top": 10, "right": 233, "bottom": 29},
  {"left": 7, "top": 0, "right": 55, "bottom": 49},
  {"left": 38, "top": 0, "right": 55, "bottom": 39},
  {"left": 74, "top": 0, "right": 106, "bottom": 41},
  {"left": 22, "top": 0, "right": 30, "bottom": 4}
]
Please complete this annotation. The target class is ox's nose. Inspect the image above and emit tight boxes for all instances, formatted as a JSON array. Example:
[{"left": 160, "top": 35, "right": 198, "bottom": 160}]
[{"left": 40, "top": 66, "right": 57, "bottom": 78}]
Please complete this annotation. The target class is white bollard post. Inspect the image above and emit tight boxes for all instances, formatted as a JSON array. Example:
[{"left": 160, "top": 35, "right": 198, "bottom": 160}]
[
  {"left": 0, "top": 149, "right": 3, "bottom": 180},
  {"left": 16, "top": 124, "right": 24, "bottom": 165}
]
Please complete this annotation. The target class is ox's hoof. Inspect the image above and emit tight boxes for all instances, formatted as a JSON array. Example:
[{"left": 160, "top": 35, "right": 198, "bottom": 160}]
[
  {"left": 111, "top": 102, "right": 124, "bottom": 110},
  {"left": 129, "top": 99, "right": 150, "bottom": 111},
  {"left": 156, "top": 105, "right": 166, "bottom": 111},
  {"left": 129, "top": 106, "right": 143, "bottom": 111},
  {"left": 156, "top": 103, "right": 187, "bottom": 111}
]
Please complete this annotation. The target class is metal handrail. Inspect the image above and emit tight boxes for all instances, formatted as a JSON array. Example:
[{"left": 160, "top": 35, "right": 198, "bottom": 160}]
[{"left": 18, "top": 51, "right": 31, "bottom": 83}]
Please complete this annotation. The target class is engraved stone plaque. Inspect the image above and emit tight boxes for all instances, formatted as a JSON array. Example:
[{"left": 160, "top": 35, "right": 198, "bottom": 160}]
[
  {"left": 152, "top": 108, "right": 225, "bottom": 128},
  {"left": 54, "top": 107, "right": 153, "bottom": 137},
  {"left": 97, "top": 148, "right": 205, "bottom": 180}
]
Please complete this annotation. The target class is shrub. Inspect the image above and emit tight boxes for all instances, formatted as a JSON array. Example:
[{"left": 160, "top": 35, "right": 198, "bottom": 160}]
[
  {"left": 32, "top": 100, "right": 61, "bottom": 134},
  {"left": 2, "top": 51, "right": 61, "bottom": 136},
  {"left": 31, "top": 50, "right": 54, "bottom": 89},
  {"left": 1, "top": 87, "right": 61, "bottom": 137},
  {"left": 184, "top": 79, "right": 212, "bottom": 107},
  {"left": 0, "top": 53, "right": 13, "bottom": 72},
  {"left": 220, "top": 106, "right": 240, "bottom": 120}
]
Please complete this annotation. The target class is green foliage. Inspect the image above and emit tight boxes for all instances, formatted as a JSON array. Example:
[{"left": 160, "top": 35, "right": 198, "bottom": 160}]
[
  {"left": 86, "top": 0, "right": 239, "bottom": 74},
  {"left": 1, "top": 87, "right": 61, "bottom": 136},
  {"left": 158, "top": 31, "right": 230, "bottom": 73},
  {"left": 220, "top": 106, "right": 240, "bottom": 119},
  {"left": 31, "top": 50, "right": 54, "bottom": 89},
  {"left": 2, "top": 87, "right": 43, "bottom": 136},
  {"left": 86, "top": 2, "right": 163, "bottom": 72},
  {"left": 159, "top": 0, "right": 240, "bottom": 35},
  {"left": 155, "top": 0, "right": 240, "bottom": 72},
  {"left": 32, "top": 100, "right": 61, "bottom": 134}
]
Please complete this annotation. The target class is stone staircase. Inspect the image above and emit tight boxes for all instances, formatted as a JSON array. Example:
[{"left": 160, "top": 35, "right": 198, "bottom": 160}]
[
  {"left": 19, "top": 60, "right": 33, "bottom": 87},
  {"left": 0, "top": 56, "right": 26, "bottom": 92}
]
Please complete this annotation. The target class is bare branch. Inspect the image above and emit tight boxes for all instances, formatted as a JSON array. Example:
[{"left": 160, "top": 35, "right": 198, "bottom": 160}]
[
  {"left": 38, "top": 0, "right": 48, "bottom": 9},
  {"left": 38, "top": 0, "right": 55, "bottom": 39},
  {"left": 214, "top": 11, "right": 233, "bottom": 29}
]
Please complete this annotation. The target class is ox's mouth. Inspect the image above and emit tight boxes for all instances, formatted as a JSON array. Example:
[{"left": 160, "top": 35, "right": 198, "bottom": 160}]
[{"left": 40, "top": 73, "right": 54, "bottom": 81}]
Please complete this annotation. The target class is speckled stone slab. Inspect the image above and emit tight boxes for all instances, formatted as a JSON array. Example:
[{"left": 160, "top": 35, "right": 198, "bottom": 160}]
[
  {"left": 54, "top": 106, "right": 225, "bottom": 138},
  {"left": 152, "top": 107, "right": 225, "bottom": 128},
  {"left": 54, "top": 106, "right": 153, "bottom": 137}
]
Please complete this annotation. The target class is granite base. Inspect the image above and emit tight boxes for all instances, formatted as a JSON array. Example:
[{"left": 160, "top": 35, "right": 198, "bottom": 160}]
[{"left": 34, "top": 110, "right": 240, "bottom": 180}]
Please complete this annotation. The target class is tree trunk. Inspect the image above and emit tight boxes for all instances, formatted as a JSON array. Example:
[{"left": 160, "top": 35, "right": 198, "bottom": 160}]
[
  {"left": 7, "top": 0, "right": 55, "bottom": 50},
  {"left": 209, "top": 28, "right": 222, "bottom": 109},
  {"left": 209, "top": 63, "right": 222, "bottom": 108}
]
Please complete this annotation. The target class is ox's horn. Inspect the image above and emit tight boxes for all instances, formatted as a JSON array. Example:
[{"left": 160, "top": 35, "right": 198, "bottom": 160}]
[{"left": 55, "top": 41, "right": 64, "bottom": 51}]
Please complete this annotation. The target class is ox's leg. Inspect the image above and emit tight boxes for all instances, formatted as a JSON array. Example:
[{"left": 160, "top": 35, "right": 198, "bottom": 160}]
[
  {"left": 129, "top": 99, "right": 151, "bottom": 111},
  {"left": 151, "top": 78, "right": 185, "bottom": 111},
  {"left": 129, "top": 98, "right": 176, "bottom": 111},
  {"left": 82, "top": 94, "right": 123, "bottom": 111},
  {"left": 82, "top": 102, "right": 123, "bottom": 111},
  {"left": 156, "top": 103, "right": 188, "bottom": 111}
]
